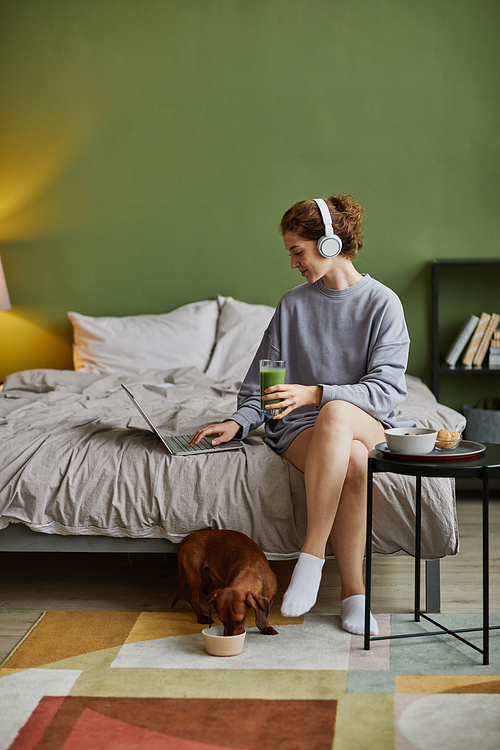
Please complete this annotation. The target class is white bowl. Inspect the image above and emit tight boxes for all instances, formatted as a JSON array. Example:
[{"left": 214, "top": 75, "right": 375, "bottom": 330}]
[
  {"left": 384, "top": 427, "right": 437, "bottom": 455},
  {"left": 202, "top": 626, "right": 246, "bottom": 657}
]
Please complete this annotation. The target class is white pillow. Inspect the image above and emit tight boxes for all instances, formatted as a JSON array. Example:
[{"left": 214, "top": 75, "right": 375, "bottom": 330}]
[
  {"left": 68, "top": 299, "right": 219, "bottom": 375},
  {"left": 205, "top": 296, "right": 275, "bottom": 381}
]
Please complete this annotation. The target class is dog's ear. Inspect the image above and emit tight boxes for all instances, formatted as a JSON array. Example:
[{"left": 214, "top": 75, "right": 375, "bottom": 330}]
[
  {"left": 245, "top": 592, "right": 270, "bottom": 631},
  {"left": 206, "top": 588, "right": 221, "bottom": 627}
]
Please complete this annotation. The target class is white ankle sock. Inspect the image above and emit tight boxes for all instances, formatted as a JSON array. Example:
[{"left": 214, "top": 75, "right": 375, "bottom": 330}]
[
  {"left": 281, "top": 552, "right": 325, "bottom": 617},
  {"left": 340, "top": 594, "right": 378, "bottom": 636}
]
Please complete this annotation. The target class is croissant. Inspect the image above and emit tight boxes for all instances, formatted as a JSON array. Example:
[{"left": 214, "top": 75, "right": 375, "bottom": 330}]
[{"left": 436, "top": 429, "right": 460, "bottom": 449}]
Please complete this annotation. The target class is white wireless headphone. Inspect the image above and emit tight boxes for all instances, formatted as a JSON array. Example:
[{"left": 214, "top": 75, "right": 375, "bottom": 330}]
[{"left": 313, "top": 198, "right": 343, "bottom": 258}]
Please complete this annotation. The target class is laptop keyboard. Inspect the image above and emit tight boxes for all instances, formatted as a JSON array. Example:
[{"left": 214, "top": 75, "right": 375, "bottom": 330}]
[{"left": 168, "top": 434, "right": 223, "bottom": 453}]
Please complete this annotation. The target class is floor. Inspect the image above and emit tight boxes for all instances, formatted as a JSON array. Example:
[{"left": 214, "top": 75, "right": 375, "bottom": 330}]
[{"left": 1, "top": 498, "right": 499, "bottom": 664}]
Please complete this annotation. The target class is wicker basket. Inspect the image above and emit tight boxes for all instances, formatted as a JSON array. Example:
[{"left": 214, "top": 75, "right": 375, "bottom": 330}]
[{"left": 463, "top": 403, "right": 500, "bottom": 443}]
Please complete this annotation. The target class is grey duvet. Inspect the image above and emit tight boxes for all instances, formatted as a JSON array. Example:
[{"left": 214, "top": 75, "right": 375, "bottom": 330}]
[{"left": 0, "top": 368, "right": 465, "bottom": 559}]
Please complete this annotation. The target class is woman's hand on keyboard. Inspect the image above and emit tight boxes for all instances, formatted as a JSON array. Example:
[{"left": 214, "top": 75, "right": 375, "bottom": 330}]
[{"left": 189, "top": 420, "right": 241, "bottom": 447}]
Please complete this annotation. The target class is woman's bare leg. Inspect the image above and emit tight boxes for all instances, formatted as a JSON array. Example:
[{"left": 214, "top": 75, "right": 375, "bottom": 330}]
[
  {"left": 331, "top": 439, "right": 380, "bottom": 635},
  {"left": 329, "top": 439, "right": 371, "bottom": 600},
  {"left": 280, "top": 400, "right": 385, "bottom": 630}
]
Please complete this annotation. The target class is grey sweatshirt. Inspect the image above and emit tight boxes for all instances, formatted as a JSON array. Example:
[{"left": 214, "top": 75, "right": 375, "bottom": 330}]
[{"left": 230, "top": 274, "right": 415, "bottom": 453}]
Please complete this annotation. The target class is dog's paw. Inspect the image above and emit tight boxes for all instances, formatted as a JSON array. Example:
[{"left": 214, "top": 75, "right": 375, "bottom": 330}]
[
  {"left": 260, "top": 626, "right": 279, "bottom": 635},
  {"left": 196, "top": 615, "right": 213, "bottom": 625}
]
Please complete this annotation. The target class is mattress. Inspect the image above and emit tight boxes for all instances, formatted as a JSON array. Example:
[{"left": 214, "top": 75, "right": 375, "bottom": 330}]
[{"left": 0, "top": 368, "right": 464, "bottom": 559}]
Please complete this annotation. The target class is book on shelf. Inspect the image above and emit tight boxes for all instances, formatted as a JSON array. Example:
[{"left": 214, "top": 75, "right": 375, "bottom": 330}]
[
  {"left": 473, "top": 312, "right": 500, "bottom": 367},
  {"left": 489, "top": 333, "right": 500, "bottom": 368},
  {"left": 444, "top": 314, "right": 479, "bottom": 366},
  {"left": 462, "top": 312, "right": 491, "bottom": 367}
]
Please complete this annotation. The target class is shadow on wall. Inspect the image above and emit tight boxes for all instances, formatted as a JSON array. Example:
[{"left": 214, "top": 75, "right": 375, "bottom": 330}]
[
  {"left": 0, "top": 119, "right": 103, "bottom": 380},
  {"left": 0, "top": 308, "right": 73, "bottom": 380}
]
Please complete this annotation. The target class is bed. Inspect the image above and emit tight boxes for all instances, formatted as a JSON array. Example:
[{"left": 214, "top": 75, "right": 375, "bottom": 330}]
[{"left": 0, "top": 295, "right": 466, "bottom": 571}]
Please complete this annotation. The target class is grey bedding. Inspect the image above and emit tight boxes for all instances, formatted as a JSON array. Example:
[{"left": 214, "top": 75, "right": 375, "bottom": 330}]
[{"left": 0, "top": 368, "right": 465, "bottom": 559}]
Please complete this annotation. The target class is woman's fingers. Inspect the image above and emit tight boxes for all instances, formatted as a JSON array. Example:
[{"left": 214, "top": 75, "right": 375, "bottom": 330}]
[
  {"left": 263, "top": 384, "right": 288, "bottom": 397},
  {"left": 189, "top": 421, "right": 240, "bottom": 446},
  {"left": 188, "top": 425, "right": 222, "bottom": 446},
  {"left": 263, "top": 384, "right": 319, "bottom": 417},
  {"left": 262, "top": 384, "right": 288, "bottom": 407},
  {"left": 272, "top": 403, "right": 295, "bottom": 419}
]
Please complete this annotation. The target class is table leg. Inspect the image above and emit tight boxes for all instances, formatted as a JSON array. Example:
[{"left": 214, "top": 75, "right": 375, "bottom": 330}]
[
  {"left": 364, "top": 457, "right": 374, "bottom": 650},
  {"left": 425, "top": 559, "right": 441, "bottom": 613},
  {"left": 415, "top": 475, "right": 422, "bottom": 622},
  {"left": 365, "top": 452, "right": 497, "bottom": 665},
  {"left": 482, "top": 467, "right": 489, "bottom": 666}
]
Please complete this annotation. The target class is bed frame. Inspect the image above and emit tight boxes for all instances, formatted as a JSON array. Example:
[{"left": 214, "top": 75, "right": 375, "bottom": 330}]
[{"left": 0, "top": 523, "right": 442, "bottom": 613}]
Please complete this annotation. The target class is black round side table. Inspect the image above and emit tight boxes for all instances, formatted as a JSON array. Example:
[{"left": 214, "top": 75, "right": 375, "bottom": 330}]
[{"left": 364, "top": 442, "right": 500, "bottom": 665}]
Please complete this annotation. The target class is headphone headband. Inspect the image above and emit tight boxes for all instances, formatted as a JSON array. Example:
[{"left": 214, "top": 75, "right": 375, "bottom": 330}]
[
  {"left": 313, "top": 198, "right": 342, "bottom": 258},
  {"left": 313, "top": 198, "right": 334, "bottom": 236}
]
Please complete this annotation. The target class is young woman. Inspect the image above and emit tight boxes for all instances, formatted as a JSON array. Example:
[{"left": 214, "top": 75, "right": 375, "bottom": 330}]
[{"left": 190, "top": 194, "right": 414, "bottom": 635}]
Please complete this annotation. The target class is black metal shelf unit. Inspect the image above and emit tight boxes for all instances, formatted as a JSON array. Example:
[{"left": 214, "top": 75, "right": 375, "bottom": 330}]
[{"left": 431, "top": 259, "right": 500, "bottom": 401}]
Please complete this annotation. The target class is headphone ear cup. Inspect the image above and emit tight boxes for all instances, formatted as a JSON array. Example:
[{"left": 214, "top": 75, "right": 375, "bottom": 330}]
[{"left": 317, "top": 234, "right": 342, "bottom": 258}]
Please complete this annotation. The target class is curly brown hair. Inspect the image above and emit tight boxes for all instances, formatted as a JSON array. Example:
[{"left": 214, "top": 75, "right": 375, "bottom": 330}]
[{"left": 279, "top": 194, "right": 364, "bottom": 260}]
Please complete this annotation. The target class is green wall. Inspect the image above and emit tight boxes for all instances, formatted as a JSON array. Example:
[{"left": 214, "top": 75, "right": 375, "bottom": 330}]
[{"left": 0, "top": 0, "right": 499, "bottom": 411}]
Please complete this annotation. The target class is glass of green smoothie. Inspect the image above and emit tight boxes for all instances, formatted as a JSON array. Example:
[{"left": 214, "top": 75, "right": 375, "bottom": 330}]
[{"left": 260, "top": 359, "right": 286, "bottom": 417}]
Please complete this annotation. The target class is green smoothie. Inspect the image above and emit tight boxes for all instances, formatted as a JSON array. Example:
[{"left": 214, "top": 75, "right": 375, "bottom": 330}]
[{"left": 260, "top": 365, "right": 286, "bottom": 412}]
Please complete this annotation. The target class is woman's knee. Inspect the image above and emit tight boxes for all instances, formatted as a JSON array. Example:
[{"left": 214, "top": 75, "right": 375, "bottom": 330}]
[
  {"left": 316, "top": 400, "right": 385, "bottom": 450},
  {"left": 315, "top": 400, "right": 356, "bottom": 435}
]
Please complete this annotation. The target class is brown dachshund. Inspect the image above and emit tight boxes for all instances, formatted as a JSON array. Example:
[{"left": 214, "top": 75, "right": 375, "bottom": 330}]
[{"left": 171, "top": 529, "right": 278, "bottom": 636}]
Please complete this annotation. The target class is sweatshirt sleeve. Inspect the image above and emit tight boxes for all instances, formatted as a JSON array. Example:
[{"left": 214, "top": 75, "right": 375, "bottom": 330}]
[
  {"left": 227, "top": 330, "right": 279, "bottom": 439},
  {"left": 319, "top": 296, "right": 410, "bottom": 421}
]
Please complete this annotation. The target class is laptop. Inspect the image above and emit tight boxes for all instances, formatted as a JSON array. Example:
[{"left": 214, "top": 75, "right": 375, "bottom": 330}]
[{"left": 121, "top": 384, "right": 244, "bottom": 456}]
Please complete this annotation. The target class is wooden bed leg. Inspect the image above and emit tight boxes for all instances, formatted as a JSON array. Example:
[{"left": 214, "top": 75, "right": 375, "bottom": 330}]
[{"left": 425, "top": 558, "right": 441, "bottom": 613}]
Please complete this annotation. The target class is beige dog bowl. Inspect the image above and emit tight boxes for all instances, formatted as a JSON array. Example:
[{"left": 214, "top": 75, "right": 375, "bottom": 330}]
[{"left": 202, "top": 626, "right": 246, "bottom": 656}]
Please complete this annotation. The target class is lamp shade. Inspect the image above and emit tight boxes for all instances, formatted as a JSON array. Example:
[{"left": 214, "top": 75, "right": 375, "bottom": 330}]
[{"left": 0, "top": 256, "right": 11, "bottom": 311}]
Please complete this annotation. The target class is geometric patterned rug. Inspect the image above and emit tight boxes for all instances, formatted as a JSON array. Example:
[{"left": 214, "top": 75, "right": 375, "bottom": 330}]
[{"left": 1, "top": 611, "right": 499, "bottom": 749}]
